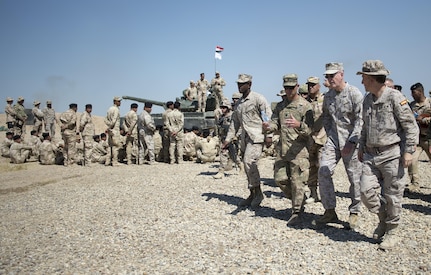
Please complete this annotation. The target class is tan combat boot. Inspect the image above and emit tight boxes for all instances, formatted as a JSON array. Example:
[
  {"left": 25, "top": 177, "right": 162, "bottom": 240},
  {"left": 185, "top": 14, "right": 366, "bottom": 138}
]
[
  {"left": 379, "top": 224, "right": 399, "bottom": 250},
  {"left": 406, "top": 182, "right": 420, "bottom": 192},
  {"left": 213, "top": 169, "right": 224, "bottom": 179},
  {"left": 251, "top": 186, "right": 264, "bottom": 207},
  {"left": 348, "top": 213, "right": 360, "bottom": 230},
  {"left": 239, "top": 189, "right": 255, "bottom": 206},
  {"left": 316, "top": 209, "right": 339, "bottom": 224},
  {"left": 373, "top": 211, "right": 387, "bottom": 240},
  {"left": 305, "top": 186, "right": 320, "bottom": 204}
]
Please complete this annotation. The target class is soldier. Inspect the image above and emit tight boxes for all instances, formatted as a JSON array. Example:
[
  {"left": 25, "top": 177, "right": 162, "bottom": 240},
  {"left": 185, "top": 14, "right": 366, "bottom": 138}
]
[
  {"left": 105, "top": 96, "right": 122, "bottom": 166},
  {"left": 91, "top": 133, "right": 109, "bottom": 164},
  {"left": 138, "top": 102, "right": 157, "bottom": 164},
  {"left": 210, "top": 71, "right": 227, "bottom": 108},
  {"left": 406, "top": 82, "right": 431, "bottom": 192},
  {"left": 196, "top": 130, "right": 219, "bottom": 163},
  {"left": 196, "top": 73, "right": 210, "bottom": 112},
  {"left": 298, "top": 84, "right": 309, "bottom": 99},
  {"left": 223, "top": 74, "right": 272, "bottom": 207},
  {"left": 231, "top": 92, "right": 241, "bottom": 107},
  {"left": 10, "top": 135, "right": 33, "bottom": 164},
  {"left": 214, "top": 100, "right": 241, "bottom": 179},
  {"left": 5, "top": 97, "right": 16, "bottom": 130},
  {"left": 32, "top": 101, "right": 44, "bottom": 133},
  {"left": 357, "top": 60, "right": 418, "bottom": 250},
  {"left": 305, "top": 76, "right": 327, "bottom": 204},
  {"left": 123, "top": 103, "right": 139, "bottom": 165},
  {"left": 80, "top": 104, "right": 95, "bottom": 166},
  {"left": 185, "top": 80, "right": 198, "bottom": 101},
  {"left": 183, "top": 126, "right": 200, "bottom": 161},
  {"left": 1, "top": 131, "right": 14, "bottom": 157},
  {"left": 39, "top": 132, "right": 63, "bottom": 165},
  {"left": 42, "top": 100, "right": 58, "bottom": 138},
  {"left": 154, "top": 125, "right": 163, "bottom": 162},
  {"left": 316, "top": 62, "right": 363, "bottom": 230},
  {"left": 263, "top": 74, "right": 314, "bottom": 225},
  {"left": 167, "top": 101, "right": 185, "bottom": 164},
  {"left": 162, "top": 101, "right": 174, "bottom": 163},
  {"left": 25, "top": 130, "right": 41, "bottom": 160},
  {"left": 13, "top": 96, "right": 27, "bottom": 138},
  {"left": 261, "top": 134, "right": 279, "bottom": 158},
  {"left": 60, "top": 103, "right": 78, "bottom": 166}
]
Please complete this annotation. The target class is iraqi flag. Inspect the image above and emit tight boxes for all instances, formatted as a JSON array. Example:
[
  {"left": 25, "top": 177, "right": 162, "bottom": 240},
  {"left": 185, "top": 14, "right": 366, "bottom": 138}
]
[{"left": 215, "top": 45, "right": 224, "bottom": 60}]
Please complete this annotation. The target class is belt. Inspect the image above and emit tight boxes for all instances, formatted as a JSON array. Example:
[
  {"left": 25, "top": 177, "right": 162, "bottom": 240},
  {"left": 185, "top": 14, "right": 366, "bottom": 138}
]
[{"left": 366, "top": 143, "right": 399, "bottom": 154}]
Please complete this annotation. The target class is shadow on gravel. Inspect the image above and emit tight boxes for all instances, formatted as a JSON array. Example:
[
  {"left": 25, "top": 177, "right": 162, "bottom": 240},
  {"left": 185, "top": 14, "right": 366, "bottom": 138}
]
[
  {"left": 403, "top": 204, "right": 431, "bottom": 215},
  {"left": 404, "top": 190, "right": 431, "bottom": 204},
  {"left": 335, "top": 191, "right": 350, "bottom": 199},
  {"left": 261, "top": 177, "right": 277, "bottom": 188}
]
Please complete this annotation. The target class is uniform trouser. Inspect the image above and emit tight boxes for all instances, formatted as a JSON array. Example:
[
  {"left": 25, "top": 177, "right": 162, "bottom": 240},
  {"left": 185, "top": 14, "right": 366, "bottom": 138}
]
[
  {"left": 82, "top": 135, "right": 93, "bottom": 164},
  {"left": 219, "top": 145, "right": 240, "bottom": 170},
  {"left": 197, "top": 151, "right": 216, "bottom": 163},
  {"left": 138, "top": 134, "right": 155, "bottom": 163},
  {"left": 408, "top": 136, "right": 431, "bottom": 184},
  {"left": 242, "top": 135, "right": 263, "bottom": 189},
  {"left": 308, "top": 141, "right": 323, "bottom": 188},
  {"left": 274, "top": 157, "right": 309, "bottom": 213},
  {"left": 169, "top": 133, "right": 184, "bottom": 163},
  {"left": 91, "top": 154, "right": 107, "bottom": 164},
  {"left": 12, "top": 150, "right": 31, "bottom": 164},
  {"left": 45, "top": 122, "right": 56, "bottom": 138},
  {"left": 162, "top": 129, "right": 170, "bottom": 162},
  {"left": 198, "top": 91, "right": 207, "bottom": 112},
  {"left": 14, "top": 123, "right": 25, "bottom": 138},
  {"left": 62, "top": 132, "right": 77, "bottom": 164},
  {"left": 33, "top": 120, "right": 42, "bottom": 133},
  {"left": 213, "top": 89, "right": 224, "bottom": 109},
  {"left": 360, "top": 146, "right": 405, "bottom": 225},
  {"left": 125, "top": 135, "right": 136, "bottom": 163},
  {"left": 318, "top": 138, "right": 362, "bottom": 213},
  {"left": 107, "top": 132, "right": 121, "bottom": 165}
]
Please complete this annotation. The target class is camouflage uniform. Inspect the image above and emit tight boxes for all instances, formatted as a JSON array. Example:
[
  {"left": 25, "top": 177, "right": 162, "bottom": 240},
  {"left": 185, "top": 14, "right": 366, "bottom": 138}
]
[
  {"left": 183, "top": 131, "right": 200, "bottom": 160},
  {"left": 25, "top": 134, "right": 41, "bottom": 160},
  {"left": 123, "top": 109, "right": 138, "bottom": 164},
  {"left": 1, "top": 136, "right": 13, "bottom": 157},
  {"left": 39, "top": 140, "right": 61, "bottom": 165},
  {"left": 167, "top": 108, "right": 184, "bottom": 164},
  {"left": 217, "top": 108, "right": 241, "bottom": 172},
  {"left": 153, "top": 129, "right": 163, "bottom": 162},
  {"left": 162, "top": 108, "right": 173, "bottom": 162},
  {"left": 196, "top": 136, "right": 220, "bottom": 163},
  {"left": 13, "top": 102, "right": 27, "bottom": 137},
  {"left": 138, "top": 109, "right": 156, "bottom": 163},
  {"left": 211, "top": 74, "right": 227, "bottom": 108},
  {"left": 185, "top": 82, "right": 198, "bottom": 101},
  {"left": 91, "top": 140, "right": 109, "bottom": 164},
  {"left": 42, "top": 103, "right": 57, "bottom": 138},
  {"left": 105, "top": 104, "right": 121, "bottom": 166},
  {"left": 10, "top": 141, "right": 33, "bottom": 164},
  {"left": 408, "top": 97, "right": 431, "bottom": 188},
  {"left": 5, "top": 100, "right": 16, "bottom": 129},
  {"left": 80, "top": 111, "right": 95, "bottom": 166},
  {"left": 60, "top": 107, "right": 78, "bottom": 165},
  {"left": 32, "top": 104, "right": 44, "bottom": 133},
  {"left": 319, "top": 83, "right": 363, "bottom": 214},
  {"left": 196, "top": 78, "right": 210, "bottom": 112}
]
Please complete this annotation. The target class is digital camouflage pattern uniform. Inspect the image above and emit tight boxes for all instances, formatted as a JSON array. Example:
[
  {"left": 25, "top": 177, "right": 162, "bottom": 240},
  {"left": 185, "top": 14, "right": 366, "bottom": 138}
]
[
  {"left": 123, "top": 109, "right": 138, "bottom": 164},
  {"left": 196, "top": 136, "right": 219, "bottom": 163},
  {"left": 167, "top": 108, "right": 184, "bottom": 164},
  {"left": 210, "top": 74, "right": 227, "bottom": 108},
  {"left": 105, "top": 104, "right": 121, "bottom": 166},
  {"left": 13, "top": 100, "right": 27, "bottom": 137},
  {"left": 5, "top": 100, "right": 16, "bottom": 129},
  {"left": 39, "top": 139, "right": 61, "bottom": 165},
  {"left": 32, "top": 104, "right": 44, "bottom": 133},
  {"left": 1, "top": 136, "right": 13, "bottom": 157},
  {"left": 139, "top": 109, "right": 156, "bottom": 164},
  {"left": 10, "top": 141, "right": 33, "bottom": 164},
  {"left": 183, "top": 131, "right": 200, "bottom": 160},
  {"left": 91, "top": 139, "right": 109, "bottom": 164},
  {"left": 80, "top": 111, "right": 95, "bottom": 166},
  {"left": 43, "top": 102, "right": 57, "bottom": 138},
  {"left": 162, "top": 108, "right": 173, "bottom": 162},
  {"left": 196, "top": 78, "right": 210, "bottom": 112},
  {"left": 60, "top": 107, "right": 78, "bottom": 166}
]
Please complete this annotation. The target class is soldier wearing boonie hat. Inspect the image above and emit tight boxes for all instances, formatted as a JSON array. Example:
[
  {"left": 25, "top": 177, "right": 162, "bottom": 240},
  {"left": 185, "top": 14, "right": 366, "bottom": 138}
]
[
  {"left": 223, "top": 73, "right": 271, "bottom": 208},
  {"left": 316, "top": 61, "right": 364, "bottom": 229},
  {"left": 5, "top": 97, "right": 16, "bottom": 130},
  {"left": 13, "top": 96, "right": 28, "bottom": 138},
  {"left": 356, "top": 59, "right": 418, "bottom": 250},
  {"left": 32, "top": 100, "right": 44, "bottom": 133}
]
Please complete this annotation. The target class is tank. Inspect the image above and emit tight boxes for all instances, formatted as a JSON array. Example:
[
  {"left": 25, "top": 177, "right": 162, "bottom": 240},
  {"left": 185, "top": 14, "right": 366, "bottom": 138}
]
[{"left": 122, "top": 95, "right": 217, "bottom": 131}]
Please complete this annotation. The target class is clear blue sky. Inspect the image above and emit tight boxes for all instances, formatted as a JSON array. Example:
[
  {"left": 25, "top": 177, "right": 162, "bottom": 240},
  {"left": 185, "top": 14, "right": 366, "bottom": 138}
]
[{"left": 1, "top": 0, "right": 430, "bottom": 116}]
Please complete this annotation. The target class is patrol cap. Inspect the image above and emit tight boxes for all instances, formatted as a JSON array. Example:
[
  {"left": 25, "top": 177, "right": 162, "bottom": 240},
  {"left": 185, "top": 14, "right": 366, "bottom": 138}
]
[
  {"left": 232, "top": 92, "right": 241, "bottom": 99},
  {"left": 33, "top": 101, "right": 40, "bottom": 106},
  {"left": 356, "top": 60, "right": 390, "bottom": 76},
  {"left": 306, "top": 76, "right": 320, "bottom": 84},
  {"left": 113, "top": 96, "right": 122, "bottom": 101},
  {"left": 236, "top": 74, "right": 252, "bottom": 83},
  {"left": 46, "top": 100, "right": 52, "bottom": 104},
  {"left": 17, "top": 96, "right": 25, "bottom": 102},
  {"left": 13, "top": 135, "right": 21, "bottom": 140},
  {"left": 324, "top": 62, "right": 344, "bottom": 75},
  {"left": 299, "top": 84, "right": 308, "bottom": 94},
  {"left": 6, "top": 97, "right": 13, "bottom": 102},
  {"left": 144, "top": 102, "right": 153, "bottom": 108},
  {"left": 277, "top": 89, "right": 286, "bottom": 96},
  {"left": 283, "top": 74, "right": 298, "bottom": 87}
]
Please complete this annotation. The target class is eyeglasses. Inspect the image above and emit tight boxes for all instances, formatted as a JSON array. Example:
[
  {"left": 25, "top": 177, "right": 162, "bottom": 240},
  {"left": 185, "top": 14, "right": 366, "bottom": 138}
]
[
  {"left": 325, "top": 71, "right": 339, "bottom": 79},
  {"left": 307, "top": 83, "right": 317, "bottom": 87}
]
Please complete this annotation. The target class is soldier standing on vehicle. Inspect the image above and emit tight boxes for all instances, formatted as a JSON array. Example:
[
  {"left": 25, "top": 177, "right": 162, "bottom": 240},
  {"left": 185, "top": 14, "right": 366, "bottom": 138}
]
[
  {"left": 43, "top": 100, "right": 58, "bottom": 139},
  {"left": 13, "top": 96, "right": 27, "bottom": 138},
  {"left": 210, "top": 71, "right": 227, "bottom": 108},
  {"left": 5, "top": 97, "right": 16, "bottom": 130},
  {"left": 185, "top": 81, "right": 198, "bottom": 101},
  {"left": 196, "top": 73, "right": 210, "bottom": 112},
  {"left": 32, "top": 101, "right": 44, "bottom": 134},
  {"left": 80, "top": 104, "right": 95, "bottom": 166},
  {"left": 357, "top": 60, "right": 418, "bottom": 250}
]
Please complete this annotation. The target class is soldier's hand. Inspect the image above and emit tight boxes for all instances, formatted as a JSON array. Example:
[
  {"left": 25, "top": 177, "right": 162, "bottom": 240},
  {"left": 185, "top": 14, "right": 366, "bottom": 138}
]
[
  {"left": 285, "top": 114, "right": 300, "bottom": 128},
  {"left": 403, "top": 152, "right": 413, "bottom": 168}
]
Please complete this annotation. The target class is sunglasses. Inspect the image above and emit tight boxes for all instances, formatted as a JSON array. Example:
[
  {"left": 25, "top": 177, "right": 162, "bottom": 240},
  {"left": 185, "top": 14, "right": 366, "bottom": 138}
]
[{"left": 325, "top": 71, "right": 339, "bottom": 79}]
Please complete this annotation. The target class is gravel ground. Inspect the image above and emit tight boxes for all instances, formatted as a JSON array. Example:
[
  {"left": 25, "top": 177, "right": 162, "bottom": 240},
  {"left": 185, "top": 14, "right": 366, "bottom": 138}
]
[{"left": 0, "top": 152, "right": 430, "bottom": 274}]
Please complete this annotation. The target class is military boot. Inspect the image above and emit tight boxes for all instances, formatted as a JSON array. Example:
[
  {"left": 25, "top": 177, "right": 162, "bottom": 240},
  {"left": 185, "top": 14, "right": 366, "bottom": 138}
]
[
  {"left": 406, "top": 182, "right": 420, "bottom": 193},
  {"left": 251, "top": 186, "right": 264, "bottom": 207},
  {"left": 373, "top": 211, "right": 387, "bottom": 240},
  {"left": 348, "top": 213, "right": 359, "bottom": 230},
  {"left": 316, "top": 209, "right": 339, "bottom": 224},
  {"left": 238, "top": 189, "right": 255, "bottom": 207},
  {"left": 305, "top": 186, "right": 320, "bottom": 204},
  {"left": 213, "top": 169, "right": 224, "bottom": 179},
  {"left": 379, "top": 224, "right": 399, "bottom": 250}
]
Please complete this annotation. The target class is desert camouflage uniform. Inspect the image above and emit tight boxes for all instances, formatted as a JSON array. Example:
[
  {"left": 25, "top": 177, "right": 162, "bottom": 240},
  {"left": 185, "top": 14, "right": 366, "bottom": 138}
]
[
  {"left": 138, "top": 109, "right": 156, "bottom": 163},
  {"left": 153, "top": 130, "right": 163, "bottom": 162},
  {"left": 267, "top": 96, "right": 314, "bottom": 213},
  {"left": 408, "top": 97, "right": 431, "bottom": 187},
  {"left": 1, "top": 137, "right": 13, "bottom": 157},
  {"left": 32, "top": 106, "right": 44, "bottom": 133},
  {"left": 167, "top": 108, "right": 184, "bottom": 164},
  {"left": 185, "top": 85, "right": 198, "bottom": 101},
  {"left": 13, "top": 103, "right": 27, "bottom": 137},
  {"left": 211, "top": 75, "right": 227, "bottom": 108},
  {"left": 359, "top": 87, "right": 418, "bottom": 225},
  {"left": 80, "top": 111, "right": 95, "bottom": 165},
  {"left": 43, "top": 106, "right": 57, "bottom": 138},
  {"left": 10, "top": 142, "right": 33, "bottom": 164},
  {"left": 319, "top": 83, "right": 363, "bottom": 214},
  {"left": 60, "top": 108, "right": 78, "bottom": 165},
  {"left": 261, "top": 134, "right": 279, "bottom": 158},
  {"left": 225, "top": 91, "right": 272, "bottom": 189},
  {"left": 162, "top": 108, "right": 173, "bottom": 162},
  {"left": 105, "top": 105, "right": 121, "bottom": 165},
  {"left": 39, "top": 139, "right": 61, "bottom": 165},
  {"left": 217, "top": 110, "right": 241, "bottom": 170},
  {"left": 196, "top": 78, "right": 210, "bottom": 112},
  {"left": 91, "top": 140, "right": 109, "bottom": 164},
  {"left": 183, "top": 131, "right": 199, "bottom": 160},
  {"left": 123, "top": 109, "right": 138, "bottom": 164},
  {"left": 196, "top": 136, "right": 219, "bottom": 163},
  {"left": 25, "top": 134, "right": 41, "bottom": 160},
  {"left": 5, "top": 102, "right": 16, "bottom": 129}
]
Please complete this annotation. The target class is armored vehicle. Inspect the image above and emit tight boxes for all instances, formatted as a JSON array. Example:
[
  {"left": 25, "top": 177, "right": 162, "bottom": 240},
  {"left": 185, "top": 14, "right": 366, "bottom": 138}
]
[{"left": 122, "top": 95, "right": 217, "bottom": 131}]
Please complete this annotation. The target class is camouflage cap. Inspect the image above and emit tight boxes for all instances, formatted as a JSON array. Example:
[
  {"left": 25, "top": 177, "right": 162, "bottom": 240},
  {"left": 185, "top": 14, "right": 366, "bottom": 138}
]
[
  {"left": 17, "top": 96, "right": 24, "bottom": 102},
  {"left": 113, "top": 96, "right": 122, "bottom": 101},
  {"left": 306, "top": 76, "right": 320, "bottom": 84},
  {"left": 6, "top": 97, "right": 13, "bottom": 102},
  {"left": 324, "top": 62, "right": 344, "bottom": 75},
  {"left": 46, "top": 100, "right": 52, "bottom": 104},
  {"left": 33, "top": 101, "right": 40, "bottom": 106},
  {"left": 356, "top": 60, "right": 390, "bottom": 76},
  {"left": 299, "top": 84, "right": 308, "bottom": 94},
  {"left": 232, "top": 92, "right": 241, "bottom": 99},
  {"left": 283, "top": 74, "right": 298, "bottom": 87},
  {"left": 236, "top": 74, "right": 252, "bottom": 83},
  {"left": 277, "top": 89, "right": 286, "bottom": 96}
]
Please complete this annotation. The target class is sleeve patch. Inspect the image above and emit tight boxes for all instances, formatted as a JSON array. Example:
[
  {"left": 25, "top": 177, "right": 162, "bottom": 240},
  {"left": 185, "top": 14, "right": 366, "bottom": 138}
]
[{"left": 400, "top": 99, "right": 408, "bottom": 106}]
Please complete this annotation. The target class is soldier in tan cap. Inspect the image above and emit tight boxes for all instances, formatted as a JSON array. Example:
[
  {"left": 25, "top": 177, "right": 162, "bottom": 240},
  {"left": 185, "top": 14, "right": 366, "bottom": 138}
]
[
  {"left": 60, "top": 103, "right": 78, "bottom": 166},
  {"left": 316, "top": 62, "right": 363, "bottom": 230},
  {"left": 13, "top": 96, "right": 27, "bottom": 138},
  {"left": 32, "top": 101, "right": 44, "bottom": 134},
  {"left": 305, "top": 76, "right": 327, "bottom": 204},
  {"left": 357, "top": 60, "right": 418, "bottom": 250},
  {"left": 196, "top": 73, "right": 210, "bottom": 112},
  {"left": 210, "top": 71, "right": 227, "bottom": 108},
  {"left": 43, "top": 100, "right": 58, "bottom": 138},
  {"left": 105, "top": 97, "right": 122, "bottom": 166},
  {"left": 185, "top": 80, "right": 198, "bottom": 101},
  {"left": 80, "top": 104, "right": 95, "bottom": 166},
  {"left": 5, "top": 97, "right": 16, "bottom": 130},
  {"left": 263, "top": 74, "right": 314, "bottom": 225},
  {"left": 223, "top": 73, "right": 272, "bottom": 208}
]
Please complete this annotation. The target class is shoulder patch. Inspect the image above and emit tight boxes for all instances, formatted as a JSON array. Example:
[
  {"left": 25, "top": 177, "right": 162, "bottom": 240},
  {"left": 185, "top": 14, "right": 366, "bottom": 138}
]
[{"left": 400, "top": 99, "right": 408, "bottom": 106}]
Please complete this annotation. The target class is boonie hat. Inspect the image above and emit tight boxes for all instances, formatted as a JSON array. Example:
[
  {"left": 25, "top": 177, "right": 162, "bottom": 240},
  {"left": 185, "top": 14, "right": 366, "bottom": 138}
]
[
  {"left": 113, "top": 96, "right": 122, "bottom": 101},
  {"left": 283, "top": 74, "right": 298, "bottom": 87},
  {"left": 324, "top": 62, "right": 344, "bottom": 75},
  {"left": 17, "top": 96, "right": 25, "bottom": 102},
  {"left": 6, "top": 97, "right": 13, "bottom": 102},
  {"left": 306, "top": 76, "right": 320, "bottom": 84},
  {"left": 220, "top": 100, "right": 231, "bottom": 109},
  {"left": 356, "top": 60, "right": 390, "bottom": 76},
  {"left": 232, "top": 92, "right": 241, "bottom": 99},
  {"left": 33, "top": 101, "right": 40, "bottom": 106},
  {"left": 236, "top": 74, "right": 252, "bottom": 83},
  {"left": 277, "top": 89, "right": 286, "bottom": 96},
  {"left": 46, "top": 100, "right": 52, "bottom": 104}
]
